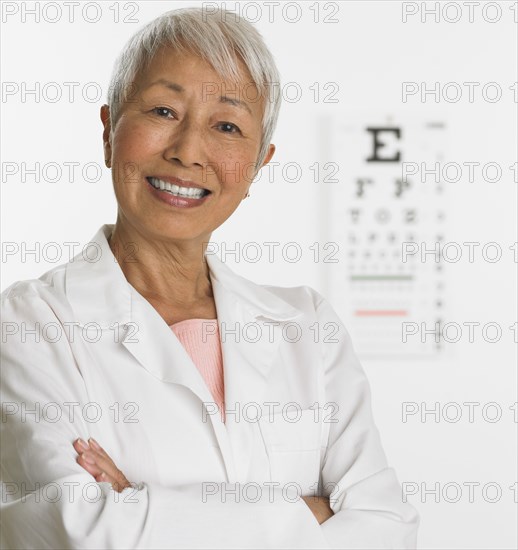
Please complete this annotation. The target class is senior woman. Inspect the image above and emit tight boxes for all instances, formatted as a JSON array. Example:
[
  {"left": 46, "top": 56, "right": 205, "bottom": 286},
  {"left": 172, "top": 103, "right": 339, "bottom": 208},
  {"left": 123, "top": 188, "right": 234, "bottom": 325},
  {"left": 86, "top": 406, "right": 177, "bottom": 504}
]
[{"left": 0, "top": 7, "right": 419, "bottom": 550}]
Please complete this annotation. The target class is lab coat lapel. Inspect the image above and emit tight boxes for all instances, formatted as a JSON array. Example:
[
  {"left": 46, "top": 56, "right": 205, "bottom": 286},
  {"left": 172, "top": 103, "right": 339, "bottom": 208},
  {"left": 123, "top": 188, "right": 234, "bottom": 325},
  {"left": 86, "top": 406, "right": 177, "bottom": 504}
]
[
  {"left": 206, "top": 252, "right": 304, "bottom": 414},
  {"left": 211, "top": 276, "right": 280, "bottom": 408},
  {"left": 208, "top": 275, "right": 275, "bottom": 481},
  {"left": 206, "top": 253, "right": 304, "bottom": 481},
  {"left": 119, "top": 285, "right": 239, "bottom": 481},
  {"left": 66, "top": 224, "right": 222, "bottom": 401},
  {"left": 120, "top": 285, "right": 209, "bottom": 390}
]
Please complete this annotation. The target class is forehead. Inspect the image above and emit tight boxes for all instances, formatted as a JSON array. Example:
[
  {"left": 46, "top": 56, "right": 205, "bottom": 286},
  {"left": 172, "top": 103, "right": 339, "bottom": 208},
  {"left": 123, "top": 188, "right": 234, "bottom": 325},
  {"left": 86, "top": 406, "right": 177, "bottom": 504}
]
[{"left": 136, "top": 44, "right": 261, "bottom": 103}]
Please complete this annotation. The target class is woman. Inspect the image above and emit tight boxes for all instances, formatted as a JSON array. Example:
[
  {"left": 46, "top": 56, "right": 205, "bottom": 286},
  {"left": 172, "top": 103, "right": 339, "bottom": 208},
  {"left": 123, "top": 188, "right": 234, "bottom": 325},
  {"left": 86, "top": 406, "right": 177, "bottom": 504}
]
[{"left": 1, "top": 7, "right": 419, "bottom": 549}]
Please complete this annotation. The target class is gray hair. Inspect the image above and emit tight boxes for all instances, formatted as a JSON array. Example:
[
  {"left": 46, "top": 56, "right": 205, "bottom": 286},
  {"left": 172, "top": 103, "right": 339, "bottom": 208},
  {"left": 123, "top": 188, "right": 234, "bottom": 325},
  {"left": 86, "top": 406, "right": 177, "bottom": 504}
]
[{"left": 107, "top": 6, "right": 281, "bottom": 171}]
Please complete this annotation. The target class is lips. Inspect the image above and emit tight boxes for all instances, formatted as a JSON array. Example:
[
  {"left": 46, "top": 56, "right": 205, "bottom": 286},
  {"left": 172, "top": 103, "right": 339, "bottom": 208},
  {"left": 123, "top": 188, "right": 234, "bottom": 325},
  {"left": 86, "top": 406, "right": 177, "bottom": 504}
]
[
  {"left": 146, "top": 177, "right": 211, "bottom": 198},
  {"left": 147, "top": 175, "right": 211, "bottom": 193}
]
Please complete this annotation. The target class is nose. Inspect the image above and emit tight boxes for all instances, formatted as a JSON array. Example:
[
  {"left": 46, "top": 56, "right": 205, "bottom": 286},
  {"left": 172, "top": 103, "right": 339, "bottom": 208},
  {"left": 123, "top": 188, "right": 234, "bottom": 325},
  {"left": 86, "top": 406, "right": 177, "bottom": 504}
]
[{"left": 163, "top": 118, "right": 206, "bottom": 168}]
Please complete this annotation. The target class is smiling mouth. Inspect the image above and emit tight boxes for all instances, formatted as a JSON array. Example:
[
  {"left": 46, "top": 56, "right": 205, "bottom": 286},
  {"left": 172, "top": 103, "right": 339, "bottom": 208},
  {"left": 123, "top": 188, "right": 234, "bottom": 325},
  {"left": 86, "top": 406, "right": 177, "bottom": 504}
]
[{"left": 146, "top": 177, "right": 211, "bottom": 199}]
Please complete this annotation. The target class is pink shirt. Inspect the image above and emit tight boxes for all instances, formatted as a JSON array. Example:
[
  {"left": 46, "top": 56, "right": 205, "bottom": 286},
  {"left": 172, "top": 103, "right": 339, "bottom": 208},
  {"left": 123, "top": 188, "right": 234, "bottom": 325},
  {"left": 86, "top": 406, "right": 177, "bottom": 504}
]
[{"left": 169, "top": 319, "right": 225, "bottom": 423}]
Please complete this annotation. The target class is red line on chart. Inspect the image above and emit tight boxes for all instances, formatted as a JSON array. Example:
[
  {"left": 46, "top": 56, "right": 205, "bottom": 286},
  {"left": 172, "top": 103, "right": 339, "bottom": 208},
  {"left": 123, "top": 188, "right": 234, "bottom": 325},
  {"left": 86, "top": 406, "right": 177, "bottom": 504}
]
[{"left": 354, "top": 310, "right": 408, "bottom": 317}]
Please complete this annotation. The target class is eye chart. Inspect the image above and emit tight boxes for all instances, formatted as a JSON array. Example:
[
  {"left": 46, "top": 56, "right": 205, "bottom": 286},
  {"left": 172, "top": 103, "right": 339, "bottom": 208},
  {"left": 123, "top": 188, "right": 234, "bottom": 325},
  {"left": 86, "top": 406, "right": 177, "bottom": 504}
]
[{"left": 318, "top": 112, "right": 449, "bottom": 360}]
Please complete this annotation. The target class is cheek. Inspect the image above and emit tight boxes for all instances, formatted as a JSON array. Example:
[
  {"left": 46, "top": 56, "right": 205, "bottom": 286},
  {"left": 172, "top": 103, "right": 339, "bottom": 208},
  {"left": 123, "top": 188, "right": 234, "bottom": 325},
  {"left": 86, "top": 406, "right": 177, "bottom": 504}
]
[
  {"left": 213, "top": 147, "right": 257, "bottom": 187},
  {"left": 110, "top": 126, "right": 150, "bottom": 191},
  {"left": 112, "top": 121, "right": 162, "bottom": 165}
]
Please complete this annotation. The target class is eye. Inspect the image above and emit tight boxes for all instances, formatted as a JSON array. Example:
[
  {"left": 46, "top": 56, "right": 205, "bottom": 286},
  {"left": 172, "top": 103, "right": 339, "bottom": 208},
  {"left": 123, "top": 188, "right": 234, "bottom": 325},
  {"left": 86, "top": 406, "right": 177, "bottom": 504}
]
[
  {"left": 217, "top": 122, "right": 241, "bottom": 134},
  {"left": 152, "top": 107, "right": 176, "bottom": 119}
]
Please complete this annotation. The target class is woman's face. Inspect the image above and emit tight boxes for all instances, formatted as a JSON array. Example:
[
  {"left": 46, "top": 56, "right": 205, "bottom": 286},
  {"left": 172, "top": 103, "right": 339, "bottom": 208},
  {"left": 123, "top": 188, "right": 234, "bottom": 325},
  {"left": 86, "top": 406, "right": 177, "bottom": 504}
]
[{"left": 102, "top": 45, "right": 275, "bottom": 244}]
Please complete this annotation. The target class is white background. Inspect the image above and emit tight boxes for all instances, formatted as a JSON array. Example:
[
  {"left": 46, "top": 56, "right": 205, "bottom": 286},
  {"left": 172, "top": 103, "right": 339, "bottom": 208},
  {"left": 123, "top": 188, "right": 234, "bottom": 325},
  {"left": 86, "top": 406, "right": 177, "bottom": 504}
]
[{"left": 1, "top": 1, "right": 517, "bottom": 548}]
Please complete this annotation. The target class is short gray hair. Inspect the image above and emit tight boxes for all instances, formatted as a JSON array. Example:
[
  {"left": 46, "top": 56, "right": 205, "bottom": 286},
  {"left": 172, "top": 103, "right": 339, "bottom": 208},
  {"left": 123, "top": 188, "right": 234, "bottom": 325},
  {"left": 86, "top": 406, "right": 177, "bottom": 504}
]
[{"left": 107, "top": 6, "right": 281, "bottom": 170}]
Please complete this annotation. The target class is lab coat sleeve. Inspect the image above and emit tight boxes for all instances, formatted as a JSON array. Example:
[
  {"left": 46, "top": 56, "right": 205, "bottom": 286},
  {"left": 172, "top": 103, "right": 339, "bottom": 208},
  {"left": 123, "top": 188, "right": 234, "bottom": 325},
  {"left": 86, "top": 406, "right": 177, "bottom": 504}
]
[
  {"left": 0, "top": 292, "right": 329, "bottom": 550},
  {"left": 314, "top": 293, "right": 420, "bottom": 549}
]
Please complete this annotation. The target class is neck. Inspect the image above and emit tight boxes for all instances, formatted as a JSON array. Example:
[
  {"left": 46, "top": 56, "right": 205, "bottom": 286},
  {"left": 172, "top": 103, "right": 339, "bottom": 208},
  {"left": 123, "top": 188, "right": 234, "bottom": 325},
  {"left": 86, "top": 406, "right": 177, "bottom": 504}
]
[{"left": 108, "top": 221, "right": 213, "bottom": 308}]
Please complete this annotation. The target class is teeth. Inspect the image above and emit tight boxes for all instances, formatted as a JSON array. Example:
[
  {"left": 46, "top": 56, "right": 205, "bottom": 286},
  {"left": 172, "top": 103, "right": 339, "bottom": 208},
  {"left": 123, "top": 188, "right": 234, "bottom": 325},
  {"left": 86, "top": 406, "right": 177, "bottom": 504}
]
[{"left": 148, "top": 178, "right": 207, "bottom": 199}]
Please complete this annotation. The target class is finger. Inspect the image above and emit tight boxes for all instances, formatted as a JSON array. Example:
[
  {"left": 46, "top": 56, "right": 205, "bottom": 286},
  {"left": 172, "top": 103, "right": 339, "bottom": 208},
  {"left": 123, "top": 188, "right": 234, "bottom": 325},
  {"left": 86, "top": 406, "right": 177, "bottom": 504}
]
[
  {"left": 75, "top": 438, "right": 131, "bottom": 492},
  {"left": 98, "top": 471, "right": 131, "bottom": 493},
  {"left": 79, "top": 449, "right": 115, "bottom": 475},
  {"left": 76, "top": 450, "right": 130, "bottom": 490},
  {"left": 81, "top": 449, "right": 130, "bottom": 489},
  {"left": 76, "top": 451, "right": 104, "bottom": 477},
  {"left": 73, "top": 438, "right": 131, "bottom": 492},
  {"left": 88, "top": 437, "right": 111, "bottom": 459},
  {"left": 87, "top": 438, "right": 125, "bottom": 470},
  {"left": 72, "top": 438, "right": 90, "bottom": 455},
  {"left": 73, "top": 438, "right": 104, "bottom": 477}
]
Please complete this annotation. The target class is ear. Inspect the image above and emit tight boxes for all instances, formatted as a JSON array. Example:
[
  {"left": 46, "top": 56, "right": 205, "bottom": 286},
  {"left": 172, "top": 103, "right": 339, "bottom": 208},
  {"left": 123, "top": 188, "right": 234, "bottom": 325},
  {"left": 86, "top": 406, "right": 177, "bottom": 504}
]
[
  {"left": 260, "top": 143, "right": 276, "bottom": 169},
  {"left": 245, "top": 144, "right": 276, "bottom": 199},
  {"left": 100, "top": 105, "right": 112, "bottom": 168},
  {"left": 251, "top": 143, "right": 276, "bottom": 182}
]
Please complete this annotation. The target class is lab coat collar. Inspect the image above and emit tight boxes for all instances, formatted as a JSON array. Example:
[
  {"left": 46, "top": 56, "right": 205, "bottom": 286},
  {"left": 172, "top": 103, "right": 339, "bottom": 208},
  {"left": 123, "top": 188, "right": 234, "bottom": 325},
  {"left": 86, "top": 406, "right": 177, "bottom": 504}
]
[{"left": 65, "top": 224, "right": 303, "bottom": 328}]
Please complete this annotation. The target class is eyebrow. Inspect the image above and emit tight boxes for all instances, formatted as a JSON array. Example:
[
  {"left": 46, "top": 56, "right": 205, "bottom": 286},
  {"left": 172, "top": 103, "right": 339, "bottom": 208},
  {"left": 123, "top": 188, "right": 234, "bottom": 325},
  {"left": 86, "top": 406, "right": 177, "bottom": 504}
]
[{"left": 147, "top": 78, "right": 252, "bottom": 115}]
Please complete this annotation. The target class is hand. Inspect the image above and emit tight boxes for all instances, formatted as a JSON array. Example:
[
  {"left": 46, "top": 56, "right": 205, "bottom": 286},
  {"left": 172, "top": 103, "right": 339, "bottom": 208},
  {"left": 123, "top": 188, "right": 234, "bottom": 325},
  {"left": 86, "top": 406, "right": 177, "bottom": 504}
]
[
  {"left": 301, "top": 495, "right": 335, "bottom": 525},
  {"left": 73, "top": 437, "right": 131, "bottom": 492}
]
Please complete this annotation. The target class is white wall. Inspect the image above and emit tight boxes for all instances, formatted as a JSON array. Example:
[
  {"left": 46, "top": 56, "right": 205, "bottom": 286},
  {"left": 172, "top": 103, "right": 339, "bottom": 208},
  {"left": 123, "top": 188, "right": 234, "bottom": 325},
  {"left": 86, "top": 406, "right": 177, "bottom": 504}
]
[{"left": 1, "top": 2, "right": 516, "bottom": 548}]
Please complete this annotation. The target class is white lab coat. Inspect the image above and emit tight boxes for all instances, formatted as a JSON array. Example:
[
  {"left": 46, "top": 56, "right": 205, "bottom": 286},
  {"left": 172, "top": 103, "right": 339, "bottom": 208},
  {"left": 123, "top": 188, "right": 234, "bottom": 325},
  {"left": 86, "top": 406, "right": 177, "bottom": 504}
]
[{"left": 0, "top": 224, "right": 419, "bottom": 549}]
